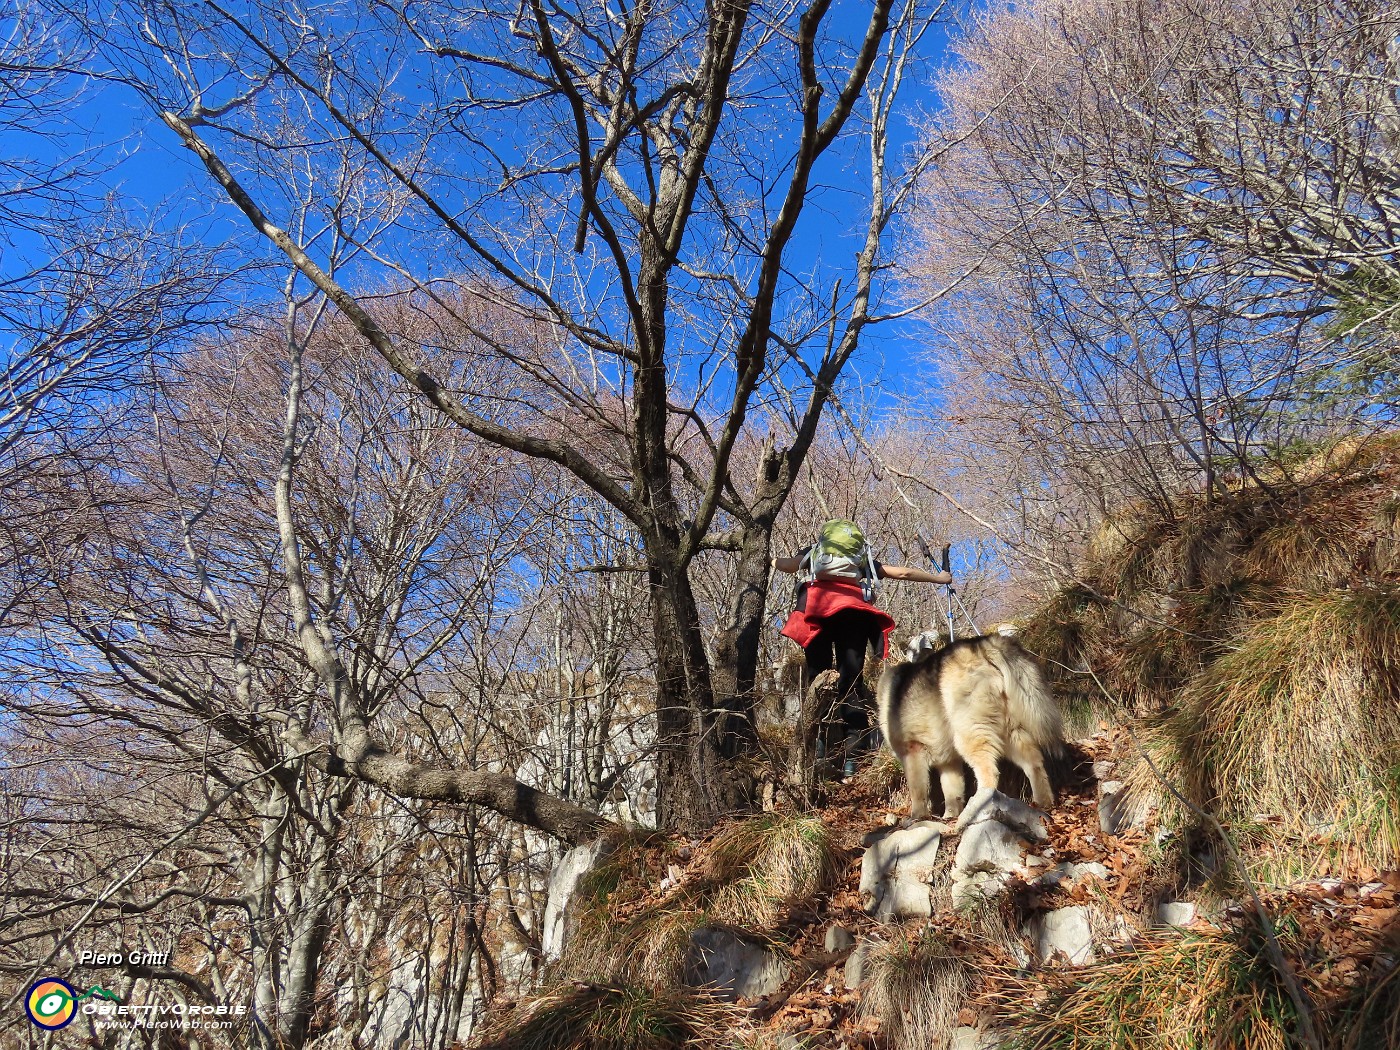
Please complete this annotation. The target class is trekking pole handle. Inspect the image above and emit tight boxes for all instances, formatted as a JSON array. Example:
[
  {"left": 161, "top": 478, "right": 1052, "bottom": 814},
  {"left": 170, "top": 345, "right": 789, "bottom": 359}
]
[
  {"left": 915, "top": 534, "right": 934, "bottom": 562},
  {"left": 914, "top": 534, "right": 952, "bottom": 575}
]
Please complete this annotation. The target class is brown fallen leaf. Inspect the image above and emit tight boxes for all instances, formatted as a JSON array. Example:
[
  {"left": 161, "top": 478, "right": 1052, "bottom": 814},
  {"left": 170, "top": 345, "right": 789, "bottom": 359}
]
[{"left": 1352, "top": 907, "right": 1398, "bottom": 930}]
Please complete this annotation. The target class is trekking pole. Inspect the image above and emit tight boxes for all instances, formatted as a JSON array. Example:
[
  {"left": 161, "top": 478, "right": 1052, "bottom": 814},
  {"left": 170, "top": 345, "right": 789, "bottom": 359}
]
[
  {"left": 938, "top": 543, "right": 957, "bottom": 643},
  {"left": 918, "top": 535, "right": 980, "bottom": 640},
  {"left": 915, "top": 535, "right": 956, "bottom": 643},
  {"left": 939, "top": 542, "right": 983, "bottom": 636},
  {"left": 950, "top": 585, "right": 981, "bottom": 637}
]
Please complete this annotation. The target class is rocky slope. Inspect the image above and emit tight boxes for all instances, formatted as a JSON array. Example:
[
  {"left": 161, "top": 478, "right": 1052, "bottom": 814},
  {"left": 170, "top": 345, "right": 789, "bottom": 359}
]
[{"left": 473, "top": 727, "right": 1399, "bottom": 1049}]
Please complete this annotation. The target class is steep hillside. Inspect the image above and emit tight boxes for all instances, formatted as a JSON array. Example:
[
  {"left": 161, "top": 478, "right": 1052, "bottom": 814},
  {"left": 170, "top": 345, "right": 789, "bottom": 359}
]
[
  {"left": 466, "top": 735, "right": 1398, "bottom": 1049},
  {"left": 466, "top": 442, "right": 1400, "bottom": 1050},
  {"left": 1022, "top": 437, "right": 1400, "bottom": 882}
]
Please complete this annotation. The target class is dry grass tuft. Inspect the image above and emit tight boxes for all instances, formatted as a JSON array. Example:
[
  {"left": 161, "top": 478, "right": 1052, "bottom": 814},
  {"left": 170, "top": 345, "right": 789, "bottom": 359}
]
[
  {"left": 1018, "top": 585, "right": 1109, "bottom": 718},
  {"left": 706, "top": 814, "right": 847, "bottom": 929},
  {"left": 560, "top": 813, "right": 846, "bottom": 989},
  {"left": 562, "top": 832, "right": 702, "bottom": 988},
  {"left": 997, "top": 924, "right": 1305, "bottom": 1050},
  {"left": 847, "top": 748, "right": 905, "bottom": 798},
  {"left": 1122, "top": 588, "right": 1400, "bottom": 873},
  {"left": 1080, "top": 501, "right": 1157, "bottom": 580},
  {"left": 567, "top": 905, "right": 709, "bottom": 990},
  {"left": 725, "top": 1035, "right": 816, "bottom": 1050},
  {"left": 1328, "top": 949, "right": 1400, "bottom": 1050},
  {"left": 574, "top": 829, "right": 670, "bottom": 914},
  {"left": 471, "top": 982, "right": 733, "bottom": 1050},
  {"left": 955, "top": 891, "right": 1031, "bottom": 958},
  {"left": 1287, "top": 432, "right": 1400, "bottom": 484},
  {"left": 859, "top": 930, "right": 973, "bottom": 1050},
  {"left": 1021, "top": 438, "right": 1400, "bottom": 876}
]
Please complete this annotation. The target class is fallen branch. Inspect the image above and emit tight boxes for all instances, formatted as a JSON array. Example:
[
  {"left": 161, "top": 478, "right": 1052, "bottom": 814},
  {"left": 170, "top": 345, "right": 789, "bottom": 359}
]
[{"left": 280, "top": 722, "right": 620, "bottom": 846}]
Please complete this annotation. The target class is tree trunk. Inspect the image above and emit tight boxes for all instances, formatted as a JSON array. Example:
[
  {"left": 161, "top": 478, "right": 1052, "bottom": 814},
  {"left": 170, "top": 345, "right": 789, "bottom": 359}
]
[
  {"left": 278, "top": 847, "right": 336, "bottom": 1048},
  {"left": 646, "top": 545, "right": 748, "bottom": 831},
  {"left": 244, "top": 776, "right": 348, "bottom": 1050},
  {"left": 248, "top": 786, "right": 288, "bottom": 1050},
  {"left": 711, "top": 524, "right": 776, "bottom": 752},
  {"left": 789, "top": 669, "right": 840, "bottom": 804}
]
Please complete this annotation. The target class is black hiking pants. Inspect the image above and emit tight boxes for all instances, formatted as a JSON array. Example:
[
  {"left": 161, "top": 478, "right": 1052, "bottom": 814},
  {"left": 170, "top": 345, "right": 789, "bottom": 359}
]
[{"left": 804, "top": 608, "right": 882, "bottom": 763}]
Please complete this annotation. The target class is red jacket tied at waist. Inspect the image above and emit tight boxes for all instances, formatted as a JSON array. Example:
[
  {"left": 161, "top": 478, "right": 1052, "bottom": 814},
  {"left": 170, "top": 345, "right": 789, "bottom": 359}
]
[{"left": 780, "top": 578, "right": 896, "bottom": 657}]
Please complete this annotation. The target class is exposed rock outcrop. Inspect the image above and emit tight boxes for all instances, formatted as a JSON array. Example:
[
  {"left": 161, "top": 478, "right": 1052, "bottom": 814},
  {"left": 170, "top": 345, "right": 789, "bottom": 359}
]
[
  {"left": 859, "top": 822, "right": 944, "bottom": 920},
  {"left": 684, "top": 926, "right": 792, "bottom": 1001},
  {"left": 541, "top": 838, "right": 614, "bottom": 962}
]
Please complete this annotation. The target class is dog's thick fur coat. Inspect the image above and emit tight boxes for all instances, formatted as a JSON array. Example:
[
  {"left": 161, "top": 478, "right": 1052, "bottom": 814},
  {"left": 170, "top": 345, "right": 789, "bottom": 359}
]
[{"left": 877, "top": 634, "right": 1063, "bottom": 825}]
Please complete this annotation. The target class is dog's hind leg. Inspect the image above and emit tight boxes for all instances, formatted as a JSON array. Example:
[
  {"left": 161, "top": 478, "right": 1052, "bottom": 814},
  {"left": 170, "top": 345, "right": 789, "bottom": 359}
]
[
  {"left": 899, "top": 742, "right": 933, "bottom": 821},
  {"left": 939, "top": 666, "right": 1008, "bottom": 831},
  {"left": 937, "top": 762, "right": 966, "bottom": 822},
  {"left": 951, "top": 734, "right": 1003, "bottom": 832},
  {"left": 1009, "top": 728, "right": 1054, "bottom": 810},
  {"left": 953, "top": 729, "right": 1002, "bottom": 799}
]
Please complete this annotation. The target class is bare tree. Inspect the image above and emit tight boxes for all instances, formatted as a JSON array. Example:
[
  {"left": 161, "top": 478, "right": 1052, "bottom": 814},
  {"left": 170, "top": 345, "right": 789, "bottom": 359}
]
[
  {"left": 0, "top": 289, "right": 614, "bottom": 1045},
  {"left": 69, "top": 0, "right": 958, "bottom": 827},
  {"left": 906, "top": 0, "right": 1400, "bottom": 576},
  {"left": 0, "top": 3, "right": 233, "bottom": 630}
]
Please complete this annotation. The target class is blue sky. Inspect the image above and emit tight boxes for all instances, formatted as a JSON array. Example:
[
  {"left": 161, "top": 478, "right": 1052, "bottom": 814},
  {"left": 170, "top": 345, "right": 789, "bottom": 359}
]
[{"left": 3, "top": 3, "right": 964, "bottom": 410}]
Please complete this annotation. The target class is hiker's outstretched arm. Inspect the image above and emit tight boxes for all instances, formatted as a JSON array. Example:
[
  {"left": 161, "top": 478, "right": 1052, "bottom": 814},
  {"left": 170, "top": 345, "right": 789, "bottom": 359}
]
[
  {"left": 880, "top": 564, "right": 952, "bottom": 584},
  {"left": 772, "top": 556, "right": 803, "bottom": 573}
]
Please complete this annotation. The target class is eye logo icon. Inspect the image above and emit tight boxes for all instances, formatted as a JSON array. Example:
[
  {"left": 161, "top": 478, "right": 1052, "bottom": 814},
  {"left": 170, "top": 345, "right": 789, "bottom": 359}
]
[
  {"left": 24, "top": 978, "right": 119, "bottom": 1030},
  {"left": 26, "top": 978, "right": 78, "bottom": 1029}
]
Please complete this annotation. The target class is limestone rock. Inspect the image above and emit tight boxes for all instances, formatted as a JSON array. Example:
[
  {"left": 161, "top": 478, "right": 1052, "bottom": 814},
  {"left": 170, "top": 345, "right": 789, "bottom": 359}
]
[
  {"left": 1098, "top": 779, "right": 1137, "bottom": 836},
  {"left": 859, "top": 822, "right": 943, "bottom": 921},
  {"left": 957, "top": 789, "right": 1048, "bottom": 842},
  {"left": 843, "top": 937, "right": 877, "bottom": 990},
  {"left": 1031, "top": 906, "right": 1096, "bottom": 965},
  {"left": 684, "top": 927, "right": 792, "bottom": 1002},
  {"left": 954, "top": 814, "right": 1034, "bottom": 876},
  {"left": 952, "top": 1027, "right": 1002, "bottom": 1050},
  {"left": 1101, "top": 914, "right": 1137, "bottom": 952},
  {"left": 1154, "top": 901, "right": 1198, "bottom": 927},
  {"left": 1316, "top": 877, "right": 1345, "bottom": 898},
  {"left": 951, "top": 870, "right": 1010, "bottom": 909},
  {"left": 541, "top": 838, "right": 614, "bottom": 962},
  {"left": 862, "top": 825, "right": 895, "bottom": 848},
  {"left": 948, "top": 791, "right": 1049, "bottom": 906},
  {"left": 824, "top": 925, "right": 856, "bottom": 952}
]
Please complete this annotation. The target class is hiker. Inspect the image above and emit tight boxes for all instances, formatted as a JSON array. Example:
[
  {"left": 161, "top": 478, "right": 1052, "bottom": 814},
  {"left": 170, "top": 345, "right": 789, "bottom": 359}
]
[{"left": 774, "top": 519, "right": 953, "bottom": 774}]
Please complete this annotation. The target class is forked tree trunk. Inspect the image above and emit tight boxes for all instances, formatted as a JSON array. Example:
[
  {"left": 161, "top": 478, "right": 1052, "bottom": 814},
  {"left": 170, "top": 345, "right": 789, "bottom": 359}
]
[{"left": 648, "top": 554, "right": 747, "bottom": 830}]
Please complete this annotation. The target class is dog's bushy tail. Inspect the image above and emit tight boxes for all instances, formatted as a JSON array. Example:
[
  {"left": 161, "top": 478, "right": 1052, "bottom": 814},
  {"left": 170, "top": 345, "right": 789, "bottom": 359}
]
[{"left": 982, "top": 635, "right": 1063, "bottom": 750}]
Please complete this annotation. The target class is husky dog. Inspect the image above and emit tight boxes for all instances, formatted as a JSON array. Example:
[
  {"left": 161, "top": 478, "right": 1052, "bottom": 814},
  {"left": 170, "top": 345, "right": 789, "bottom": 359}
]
[{"left": 877, "top": 632, "right": 1063, "bottom": 827}]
